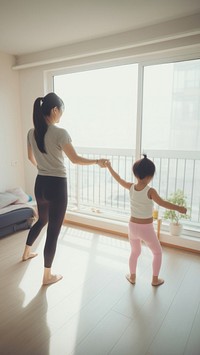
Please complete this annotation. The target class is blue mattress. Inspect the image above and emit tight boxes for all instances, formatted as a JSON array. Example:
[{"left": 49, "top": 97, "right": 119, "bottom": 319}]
[{"left": 0, "top": 207, "right": 34, "bottom": 238}]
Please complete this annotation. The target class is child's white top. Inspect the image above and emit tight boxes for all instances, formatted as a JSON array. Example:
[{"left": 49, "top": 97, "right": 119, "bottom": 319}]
[{"left": 129, "top": 184, "right": 153, "bottom": 218}]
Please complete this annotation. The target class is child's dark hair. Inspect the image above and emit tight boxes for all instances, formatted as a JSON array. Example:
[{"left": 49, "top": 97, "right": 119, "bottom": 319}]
[
  {"left": 133, "top": 154, "right": 155, "bottom": 179},
  {"left": 33, "top": 92, "right": 64, "bottom": 153}
]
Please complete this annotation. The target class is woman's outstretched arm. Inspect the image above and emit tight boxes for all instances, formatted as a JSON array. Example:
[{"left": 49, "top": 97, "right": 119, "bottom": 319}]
[{"left": 63, "top": 143, "right": 107, "bottom": 167}]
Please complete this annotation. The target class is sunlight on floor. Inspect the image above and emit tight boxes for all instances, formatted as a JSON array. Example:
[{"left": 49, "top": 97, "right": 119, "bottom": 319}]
[
  {"left": 18, "top": 225, "right": 155, "bottom": 310},
  {"left": 2, "top": 224, "right": 200, "bottom": 355}
]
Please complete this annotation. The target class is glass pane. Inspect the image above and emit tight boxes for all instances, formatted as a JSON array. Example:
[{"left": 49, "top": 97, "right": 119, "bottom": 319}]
[
  {"left": 54, "top": 64, "right": 138, "bottom": 149},
  {"left": 53, "top": 64, "right": 138, "bottom": 219},
  {"left": 142, "top": 60, "right": 200, "bottom": 151},
  {"left": 142, "top": 59, "right": 200, "bottom": 228}
]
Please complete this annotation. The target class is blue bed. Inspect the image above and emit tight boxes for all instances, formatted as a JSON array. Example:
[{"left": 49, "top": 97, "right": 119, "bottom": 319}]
[
  {"left": 0, "top": 189, "right": 36, "bottom": 238},
  {"left": 0, "top": 206, "right": 35, "bottom": 238}
]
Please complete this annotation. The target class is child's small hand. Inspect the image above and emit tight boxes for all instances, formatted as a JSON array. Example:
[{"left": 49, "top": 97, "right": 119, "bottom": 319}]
[
  {"left": 178, "top": 206, "right": 187, "bottom": 214},
  {"left": 104, "top": 160, "right": 111, "bottom": 168}
]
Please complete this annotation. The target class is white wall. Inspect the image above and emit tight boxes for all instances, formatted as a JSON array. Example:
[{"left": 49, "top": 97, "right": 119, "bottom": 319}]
[
  {"left": 19, "top": 66, "right": 45, "bottom": 197},
  {"left": 0, "top": 51, "right": 25, "bottom": 192}
]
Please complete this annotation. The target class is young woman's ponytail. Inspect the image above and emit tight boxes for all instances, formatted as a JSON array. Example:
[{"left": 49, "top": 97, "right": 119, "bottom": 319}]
[
  {"left": 33, "top": 97, "right": 48, "bottom": 153},
  {"left": 33, "top": 92, "right": 64, "bottom": 153}
]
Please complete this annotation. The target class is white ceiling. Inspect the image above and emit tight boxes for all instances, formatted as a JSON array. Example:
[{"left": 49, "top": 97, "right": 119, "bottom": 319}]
[{"left": 0, "top": 0, "right": 200, "bottom": 56}]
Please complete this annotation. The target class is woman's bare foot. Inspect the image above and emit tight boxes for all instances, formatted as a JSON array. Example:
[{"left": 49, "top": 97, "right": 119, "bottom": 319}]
[
  {"left": 152, "top": 276, "right": 164, "bottom": 286},
  {"left": 22, "top": 245, "right": 38, "bottom": 261},
  {"left": 125, "top": 274, "right": 136, "bottom": 285},
  {"left": 22, "top": 253, "right": 38, "bottom": 261},
  {"left": 42, "top": 267, "right": 63, "bottom": 285},
  {"left": 43, "top": 274, "right": 63, "bottom": 285}
]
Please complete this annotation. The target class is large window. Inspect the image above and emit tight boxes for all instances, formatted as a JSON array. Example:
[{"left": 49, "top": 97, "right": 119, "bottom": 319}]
[{"left": 53, "top": 59, "right": 200, "bottom": 234}]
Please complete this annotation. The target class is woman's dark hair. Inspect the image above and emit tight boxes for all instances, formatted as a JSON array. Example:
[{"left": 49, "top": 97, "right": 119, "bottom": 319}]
[
  {"left": 132, "top": 154, "right": 155, "bottom": 179},
  {"left": 33, "top": 92, "right": 64, "bottom": 153}
]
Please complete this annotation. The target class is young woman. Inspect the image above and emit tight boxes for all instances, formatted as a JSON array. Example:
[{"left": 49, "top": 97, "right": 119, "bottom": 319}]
[
  {"left": 22, "top": 92, "right": 107, "bottom": 285},
  {"left": 105, "top": 155, "right": 187, "bottom": 286}
]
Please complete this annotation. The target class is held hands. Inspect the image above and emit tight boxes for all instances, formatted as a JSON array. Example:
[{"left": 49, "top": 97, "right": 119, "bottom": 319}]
[
  {"left": 97, "top": 159, "right": 110, "bottom": 168},
  {"left": 104, "top": 160, "right": 111, "bottom": 168},
  {"left": 103, "top": 160, "right": 112, "bottom": 169}
]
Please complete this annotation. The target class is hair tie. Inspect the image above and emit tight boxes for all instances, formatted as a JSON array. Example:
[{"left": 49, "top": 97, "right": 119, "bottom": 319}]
[{"left": 40, "top": 98, "right": 44, "bottom": 107}]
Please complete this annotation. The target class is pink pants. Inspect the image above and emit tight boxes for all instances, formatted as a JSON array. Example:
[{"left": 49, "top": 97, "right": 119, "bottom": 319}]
[{"left": 128, "top": 221, "right": 162, "bottom": 276}]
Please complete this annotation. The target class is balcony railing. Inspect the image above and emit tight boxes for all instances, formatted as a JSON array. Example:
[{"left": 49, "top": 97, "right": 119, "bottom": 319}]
[{"left": 65, "top": 148, "right": 200, "bottom": 234}]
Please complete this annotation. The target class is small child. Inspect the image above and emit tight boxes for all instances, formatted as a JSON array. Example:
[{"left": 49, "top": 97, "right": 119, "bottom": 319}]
[{"left": 105, "top": 155, "right": 187, "bottom": 286}]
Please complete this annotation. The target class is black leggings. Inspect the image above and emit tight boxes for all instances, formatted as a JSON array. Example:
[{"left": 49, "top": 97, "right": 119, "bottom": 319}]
[{"left": 26, "top": 175, "right": 68, "bottom": 268}]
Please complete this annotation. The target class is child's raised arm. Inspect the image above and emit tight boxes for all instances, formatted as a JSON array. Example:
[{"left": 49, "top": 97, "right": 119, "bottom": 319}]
[
  {"left": 149, "top": 188, "right": 187, "bottom": 214},
  {"left": 105, "top": 161, "right": 133, "bottom": 190}
]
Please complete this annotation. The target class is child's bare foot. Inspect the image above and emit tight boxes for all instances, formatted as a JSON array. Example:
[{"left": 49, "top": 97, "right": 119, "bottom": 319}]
[
  {"left": 125, "top": 274, "right": 136, "bottom": 285},
  {"left": 43, "top": 274, "right": 63, "bottom": 285},
  {"left": 22, "top": 252, "right": 38, "bottom": 261},
  {"left": 152, "top": 276, "right": 164, "bottom": 286}
]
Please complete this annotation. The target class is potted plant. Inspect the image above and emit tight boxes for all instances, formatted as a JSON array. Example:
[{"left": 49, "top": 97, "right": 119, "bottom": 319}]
[{"left": 163, "top": 189, "right": 190, "bottom": 236}]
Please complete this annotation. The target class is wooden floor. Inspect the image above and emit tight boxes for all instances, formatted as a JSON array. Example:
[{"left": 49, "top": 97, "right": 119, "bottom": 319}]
[{"left": 1, "top": 225, "right": 200, "bottom": 355}]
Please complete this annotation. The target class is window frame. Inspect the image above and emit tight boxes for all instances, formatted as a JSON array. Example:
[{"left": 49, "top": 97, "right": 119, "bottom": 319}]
[{"left": 45, "top": 54, "right": 200, "bottom": 238}]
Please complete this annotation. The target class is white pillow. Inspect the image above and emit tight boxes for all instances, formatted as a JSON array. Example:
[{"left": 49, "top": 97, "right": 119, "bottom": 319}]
[
  {"left": 0, "top": 192, "right": 18, "bottom": 208},
  {"left": 6, "top": 187, "right": 29, "bottom": 204}
]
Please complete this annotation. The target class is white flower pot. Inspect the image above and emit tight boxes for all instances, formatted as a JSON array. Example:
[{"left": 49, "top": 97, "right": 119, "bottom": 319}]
[{"left": 169, "top": 222, "right": 182, "bottom": 236}]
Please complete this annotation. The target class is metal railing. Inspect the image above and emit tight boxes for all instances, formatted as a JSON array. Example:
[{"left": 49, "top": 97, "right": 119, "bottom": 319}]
[{"left": 65, "top": 148, "right": 200, "bottom": 233}]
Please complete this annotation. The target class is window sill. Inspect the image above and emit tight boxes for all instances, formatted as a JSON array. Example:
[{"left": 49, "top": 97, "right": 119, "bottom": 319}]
[
  {"left": 159, "top": 232, "right": 200, "bottom": 253},
  {"left": 64, "top": 211, "right": 200, "bottom": 254}
]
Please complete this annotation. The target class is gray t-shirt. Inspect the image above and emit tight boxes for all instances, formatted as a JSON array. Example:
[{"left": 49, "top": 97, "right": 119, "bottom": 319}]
[{"left": 27, "top": 125, "right": 72, "bottom": 177}]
